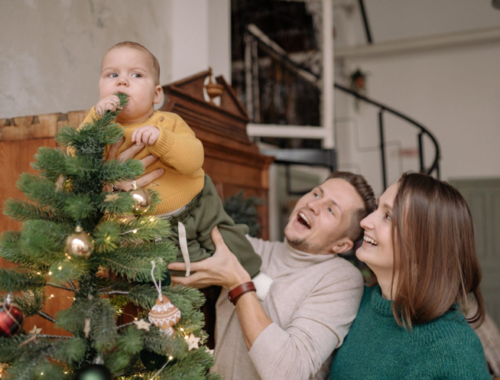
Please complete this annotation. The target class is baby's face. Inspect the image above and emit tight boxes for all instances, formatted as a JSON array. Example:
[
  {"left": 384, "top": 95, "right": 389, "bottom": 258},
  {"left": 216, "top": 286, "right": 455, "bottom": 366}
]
[{"left": 99, "top": 46, "right": 162, "bottom": 124}]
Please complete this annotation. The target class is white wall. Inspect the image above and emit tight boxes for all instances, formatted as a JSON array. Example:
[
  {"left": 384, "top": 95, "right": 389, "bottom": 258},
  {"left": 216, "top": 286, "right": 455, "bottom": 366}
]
[
  {"left": 335, "top": 41, "right": 500, "bottom": 195},
  {"left": 0, "top": 0, "right": 231, "bottom": 119}
]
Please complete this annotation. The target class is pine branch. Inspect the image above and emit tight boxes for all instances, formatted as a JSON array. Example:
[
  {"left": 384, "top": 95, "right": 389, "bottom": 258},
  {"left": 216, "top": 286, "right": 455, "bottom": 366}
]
[
  {"left": 3, "top": 199, "right": 69, "bottom": 224},
  {"left": 38, "top": 311, "right": 57, "bottom": 324},
  {"left": 100, "top": 290, "right": 129, "bottom": 295},
  {"left": 12, "top": 288, "right": 45, "bottom": 317},
  {"left": 0, "top": 268, "right": 46, "bottom": 292},
  {"left": 32, "top": 147, "right": 69, "bottom": 181},
  {"left": 46, "top": 283, "right": 75, "bottom": 292}
]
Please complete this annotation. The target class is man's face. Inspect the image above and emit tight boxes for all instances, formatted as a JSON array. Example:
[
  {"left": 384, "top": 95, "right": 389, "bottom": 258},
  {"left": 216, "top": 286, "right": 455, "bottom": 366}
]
[
  {"left": 99, "top": 46, "right": 161, "bottom": 124},
  {"left": 284, "top": 178, "right": 364, "bottom": 255}
]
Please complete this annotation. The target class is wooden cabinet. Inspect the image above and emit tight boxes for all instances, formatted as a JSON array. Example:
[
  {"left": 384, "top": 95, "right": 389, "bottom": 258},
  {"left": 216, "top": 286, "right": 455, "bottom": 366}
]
[
  {"left": 0, "top": 69, "right": 273, "bottom": 336},
  {"left": 161, "top": 69, "right": 274, "bottom": 238}
]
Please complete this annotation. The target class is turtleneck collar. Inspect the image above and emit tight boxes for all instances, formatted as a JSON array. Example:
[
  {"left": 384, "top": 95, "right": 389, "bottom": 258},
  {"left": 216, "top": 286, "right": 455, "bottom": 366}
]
[
  {"left": 281, "top": 239, "right": 336, "bottom": 269},
  {"left": 370, "top": 285, "right": 395, "bottom": 317}
]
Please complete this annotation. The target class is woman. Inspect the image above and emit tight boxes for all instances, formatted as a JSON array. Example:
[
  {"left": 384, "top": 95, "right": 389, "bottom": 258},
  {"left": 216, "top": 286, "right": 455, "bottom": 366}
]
[{"left": 329, "top": 173, "right": 490, "bottom": 379}]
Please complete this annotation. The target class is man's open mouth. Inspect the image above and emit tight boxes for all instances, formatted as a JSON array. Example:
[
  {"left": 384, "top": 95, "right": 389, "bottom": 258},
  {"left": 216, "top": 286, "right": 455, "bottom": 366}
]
[{"left": 298, "top": 212, "right": 311, "bottom": 229}]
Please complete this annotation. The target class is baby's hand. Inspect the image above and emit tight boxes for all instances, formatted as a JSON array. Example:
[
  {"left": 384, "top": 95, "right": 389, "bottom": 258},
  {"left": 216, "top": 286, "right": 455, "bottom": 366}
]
[
  {"left": 95, "top": 95, "right": 121, "bottom": 116},
  {"left": 131, "top": 125, "right": 160, "bottom": 146}
]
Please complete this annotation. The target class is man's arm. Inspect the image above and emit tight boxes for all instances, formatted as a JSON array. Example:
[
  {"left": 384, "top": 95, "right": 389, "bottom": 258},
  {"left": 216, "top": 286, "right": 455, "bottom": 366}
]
[
  {"left": 169, "top": 228, "right": 272, "bottom": 349},
  {"left": 169, "top": 228, "right": 364, "bottom": 380}
]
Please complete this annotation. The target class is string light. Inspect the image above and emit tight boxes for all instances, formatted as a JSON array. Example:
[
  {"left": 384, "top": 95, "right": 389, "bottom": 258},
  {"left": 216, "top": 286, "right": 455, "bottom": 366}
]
[
  {"left": 58, "top": 266, "right": 62, "bottom": 270},
  {"left": 132, "top": 229, "right": 137, "bottom": 234},
  {"left": 48, "top": 272, "right": 52, "bottom": 275}
]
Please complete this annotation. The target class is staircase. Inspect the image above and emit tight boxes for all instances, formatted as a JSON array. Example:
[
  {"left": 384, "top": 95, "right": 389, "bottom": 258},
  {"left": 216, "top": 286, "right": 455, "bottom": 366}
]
[{"left": 242, "top": 24, "right": 441, "bottom": 191}]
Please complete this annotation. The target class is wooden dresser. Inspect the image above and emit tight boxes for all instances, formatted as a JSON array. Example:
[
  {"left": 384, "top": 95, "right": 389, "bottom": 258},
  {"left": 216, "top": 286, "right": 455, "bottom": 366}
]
[{"left": 0, "top": 69, "right": 273, "bottom": 337}]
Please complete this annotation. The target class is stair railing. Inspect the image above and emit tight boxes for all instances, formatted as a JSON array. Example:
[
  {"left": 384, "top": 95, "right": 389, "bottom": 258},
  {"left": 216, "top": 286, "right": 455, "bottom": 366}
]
[{"left": 243, "top": 24, "right": 441, "bottom": 189}]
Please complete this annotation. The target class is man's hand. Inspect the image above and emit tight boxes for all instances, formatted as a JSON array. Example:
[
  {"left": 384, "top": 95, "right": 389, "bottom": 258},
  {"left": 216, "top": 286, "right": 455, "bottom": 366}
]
[
  {"left": 131, "top": 125, "right": 160, "bottom": 146},
  {"left": 168, "top": 227, "right": 252, "bottom": 290},
  {"left": 95, "top": 94, "right": 121, "bottom": 116},
  {"left": 105, "top": 138, "right": 164, "bottom": 192}
]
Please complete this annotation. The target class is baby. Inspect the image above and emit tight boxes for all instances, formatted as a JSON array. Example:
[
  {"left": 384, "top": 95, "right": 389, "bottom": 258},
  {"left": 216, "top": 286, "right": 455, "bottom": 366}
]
[{"left": 80, "top": 42, "right": 270, "bottom": 294}]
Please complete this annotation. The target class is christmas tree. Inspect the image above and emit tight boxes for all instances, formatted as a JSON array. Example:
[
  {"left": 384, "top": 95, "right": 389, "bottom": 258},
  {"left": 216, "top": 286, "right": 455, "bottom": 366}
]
[{"left": 0, "top": 94, "right": 217, "bottom": 380}]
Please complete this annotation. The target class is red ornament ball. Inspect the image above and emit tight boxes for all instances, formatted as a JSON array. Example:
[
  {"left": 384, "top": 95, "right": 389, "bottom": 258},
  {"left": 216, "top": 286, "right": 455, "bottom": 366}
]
[{"left": 0, "top": 301, "right": 24, "bottom": 337}]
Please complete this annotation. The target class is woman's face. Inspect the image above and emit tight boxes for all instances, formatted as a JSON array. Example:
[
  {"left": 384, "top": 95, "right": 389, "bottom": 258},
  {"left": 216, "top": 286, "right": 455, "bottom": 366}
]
[{"left": 356, "top": 183, "right": 399, "bottom": 275}]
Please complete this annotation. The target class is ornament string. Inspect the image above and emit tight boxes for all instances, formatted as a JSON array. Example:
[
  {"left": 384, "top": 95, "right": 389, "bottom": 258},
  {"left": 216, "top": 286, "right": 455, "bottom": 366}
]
[
  {"left": 150, "top": 359, "right": 170, "bottom": 380},
  {"left": 150, "top": 261, "right": 162, "bottom": 303}
]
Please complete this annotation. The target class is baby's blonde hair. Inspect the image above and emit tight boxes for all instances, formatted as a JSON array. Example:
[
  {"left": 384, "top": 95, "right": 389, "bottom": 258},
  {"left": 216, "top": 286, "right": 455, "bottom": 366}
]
[{"left": 106, "top": 41, "right": 160, "bottom": 84}]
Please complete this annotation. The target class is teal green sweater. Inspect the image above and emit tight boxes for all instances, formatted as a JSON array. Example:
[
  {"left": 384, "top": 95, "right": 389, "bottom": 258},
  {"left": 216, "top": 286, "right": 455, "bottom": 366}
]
[{"left": 330, "top": 286, "right": 490, "bottom": 379}]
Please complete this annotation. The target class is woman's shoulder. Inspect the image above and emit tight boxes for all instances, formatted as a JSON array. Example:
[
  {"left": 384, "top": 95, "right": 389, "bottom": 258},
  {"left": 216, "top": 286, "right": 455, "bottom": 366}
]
[{"left": 414, "top": 310, "right": 487, "bottom": 362}]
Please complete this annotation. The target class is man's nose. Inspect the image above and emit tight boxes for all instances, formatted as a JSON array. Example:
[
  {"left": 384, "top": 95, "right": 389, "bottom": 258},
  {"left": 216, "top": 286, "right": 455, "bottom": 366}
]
[{"left": 307, "top": 199, "right": 322, "bottom": 214}]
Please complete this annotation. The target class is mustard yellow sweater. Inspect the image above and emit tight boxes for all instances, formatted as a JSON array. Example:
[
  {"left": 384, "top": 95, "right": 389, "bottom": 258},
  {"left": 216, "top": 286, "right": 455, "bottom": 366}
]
[{"left": 80, "top": 108, "right": 205, "bottom": 214}]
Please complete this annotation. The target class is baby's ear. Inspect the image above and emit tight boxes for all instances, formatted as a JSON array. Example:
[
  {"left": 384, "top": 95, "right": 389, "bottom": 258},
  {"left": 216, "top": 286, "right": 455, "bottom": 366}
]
[{"left": 153, "top": 85, "right": 162, "bottom": 105}]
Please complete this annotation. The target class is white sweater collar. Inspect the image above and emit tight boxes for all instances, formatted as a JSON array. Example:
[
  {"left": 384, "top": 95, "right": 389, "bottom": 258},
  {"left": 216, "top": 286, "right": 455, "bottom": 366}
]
[{"left": 281, "top": 239, "right": 337, "bottom": 268}]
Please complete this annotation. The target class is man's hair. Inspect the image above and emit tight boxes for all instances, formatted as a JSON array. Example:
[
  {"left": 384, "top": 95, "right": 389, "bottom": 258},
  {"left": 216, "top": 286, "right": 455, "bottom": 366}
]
[
  {"left": 326, "top": 171, "right": 376, "bottom": 242},
  {"left": 391, "top": 173, "right": 485, "bottom": 329},
  {"left": 107, "top": 41, "right": 160, "bottom": 84}
]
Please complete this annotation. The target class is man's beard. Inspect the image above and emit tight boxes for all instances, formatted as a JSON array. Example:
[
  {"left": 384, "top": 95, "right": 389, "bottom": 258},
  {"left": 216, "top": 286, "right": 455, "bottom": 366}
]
[{"left": 284, "top": 225, "right": 325, "bottom": 254}]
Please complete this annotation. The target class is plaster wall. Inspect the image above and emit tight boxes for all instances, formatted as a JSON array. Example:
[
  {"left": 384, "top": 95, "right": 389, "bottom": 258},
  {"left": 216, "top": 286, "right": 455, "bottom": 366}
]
[
  {"left": 335, "top": 41, "right": 500, "bottom": 195},
  {"left": 0, "top": 0, "right": 231, "bottom": 119}
]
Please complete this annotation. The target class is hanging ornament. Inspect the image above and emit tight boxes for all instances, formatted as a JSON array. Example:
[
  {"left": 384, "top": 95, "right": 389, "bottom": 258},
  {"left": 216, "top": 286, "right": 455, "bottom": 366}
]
[
  {"left": 66, "top": 225, "right": 94, "bottom": 258},
  {"left": 130, "top": 181, "right": 151, "bottom": 215},
  {"left": 133, "top": 319, "right": 151, "bottom": 331},
  {"left": 186, "top": 333, "right": 200, "bottom": 351},
  {"left": 148, "top": 261, "right": 180, "bottom": 336},
  {"left": 28, "top": 325, "right": 42, "bottom": 335},
  {"left": 0, "top": 295, "right": 24, "bottom": 338},
  {"left": 148, "top": 296, "right": 181, "bottom": 336},
  {"left": 74, "top": 364, "right": 111, "bottom": 380}
]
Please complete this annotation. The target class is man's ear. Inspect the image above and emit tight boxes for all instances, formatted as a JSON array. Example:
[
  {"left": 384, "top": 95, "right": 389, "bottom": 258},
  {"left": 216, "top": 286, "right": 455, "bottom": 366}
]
[{"left": 331, "top": 237, "right": 354, "bottom": 254}]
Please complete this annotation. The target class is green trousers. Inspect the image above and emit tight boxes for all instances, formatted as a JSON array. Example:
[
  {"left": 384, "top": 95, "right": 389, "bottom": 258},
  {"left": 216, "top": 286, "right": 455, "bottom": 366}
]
[{"left": 164, "top": 175, "right": 261, "bottom": 278}]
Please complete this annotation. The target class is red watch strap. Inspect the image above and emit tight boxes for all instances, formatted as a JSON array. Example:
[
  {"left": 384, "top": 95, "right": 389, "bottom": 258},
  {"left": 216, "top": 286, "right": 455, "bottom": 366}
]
[{"left": 228, "top": 281, "right": 256, "bottom": 305}]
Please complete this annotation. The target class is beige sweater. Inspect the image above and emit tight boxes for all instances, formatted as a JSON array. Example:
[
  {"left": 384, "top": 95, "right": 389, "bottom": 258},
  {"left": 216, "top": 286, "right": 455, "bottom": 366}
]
[{"left": 212, "top": 237, "right": 364, "bottom": 380}]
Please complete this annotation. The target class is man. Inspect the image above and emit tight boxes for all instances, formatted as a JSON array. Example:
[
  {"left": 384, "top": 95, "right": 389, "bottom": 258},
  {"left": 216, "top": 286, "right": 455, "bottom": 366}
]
[{"left": 169, "top": 171, "right": 376, "bottom": 380}]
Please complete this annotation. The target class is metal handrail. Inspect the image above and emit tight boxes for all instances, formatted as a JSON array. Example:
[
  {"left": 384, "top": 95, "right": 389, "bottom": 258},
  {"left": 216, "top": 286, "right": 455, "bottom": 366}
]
[
  {"left": 244, "top": 24, "right": 441, "bottom": 187},
  {"left": 333, "top": 83, "right": 441, "bottom": 182}
]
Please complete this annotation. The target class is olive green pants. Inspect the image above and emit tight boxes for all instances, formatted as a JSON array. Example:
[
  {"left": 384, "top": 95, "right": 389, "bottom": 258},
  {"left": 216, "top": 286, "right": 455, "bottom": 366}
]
[{"left": 164, "top": 175, "right": 261, "bottom": 278}]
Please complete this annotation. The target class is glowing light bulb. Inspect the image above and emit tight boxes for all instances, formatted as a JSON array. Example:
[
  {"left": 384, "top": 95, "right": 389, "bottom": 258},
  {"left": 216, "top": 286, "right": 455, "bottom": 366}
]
[
  {"left": 58, "top": 266, "right": 62, "bottom": 270},
  {"left": 48, "top": 272, "right": 52, "bottom": 275},
  {"left": 132, "top": 229, "right": 137, "bottom": 234}
]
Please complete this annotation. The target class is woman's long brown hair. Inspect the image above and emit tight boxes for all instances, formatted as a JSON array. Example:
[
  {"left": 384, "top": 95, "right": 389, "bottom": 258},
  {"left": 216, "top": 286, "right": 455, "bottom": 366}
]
[{"left": 391, "top": 173, "right": 485, "bottom": 329}]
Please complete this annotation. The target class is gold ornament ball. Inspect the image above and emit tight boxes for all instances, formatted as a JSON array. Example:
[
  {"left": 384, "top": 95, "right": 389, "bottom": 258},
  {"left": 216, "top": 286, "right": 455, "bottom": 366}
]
[
  {"left": 66, "top": 226, "right": 94, "bottom": 258},
  {"left": 130, "top": 181, "right": 152, "bottom": 215},
  {"left": 148, "top": 295, "right": 181, "bottom": 336}
]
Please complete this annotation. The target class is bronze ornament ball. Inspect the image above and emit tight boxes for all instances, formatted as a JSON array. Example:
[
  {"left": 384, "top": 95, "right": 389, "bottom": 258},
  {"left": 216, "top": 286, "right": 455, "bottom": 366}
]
[
  {"left": 66, "top": 225, "right": 94, "bottom": 258},
  {"left": 130, "top": 181, "right": 152, "bottom": 215}
]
